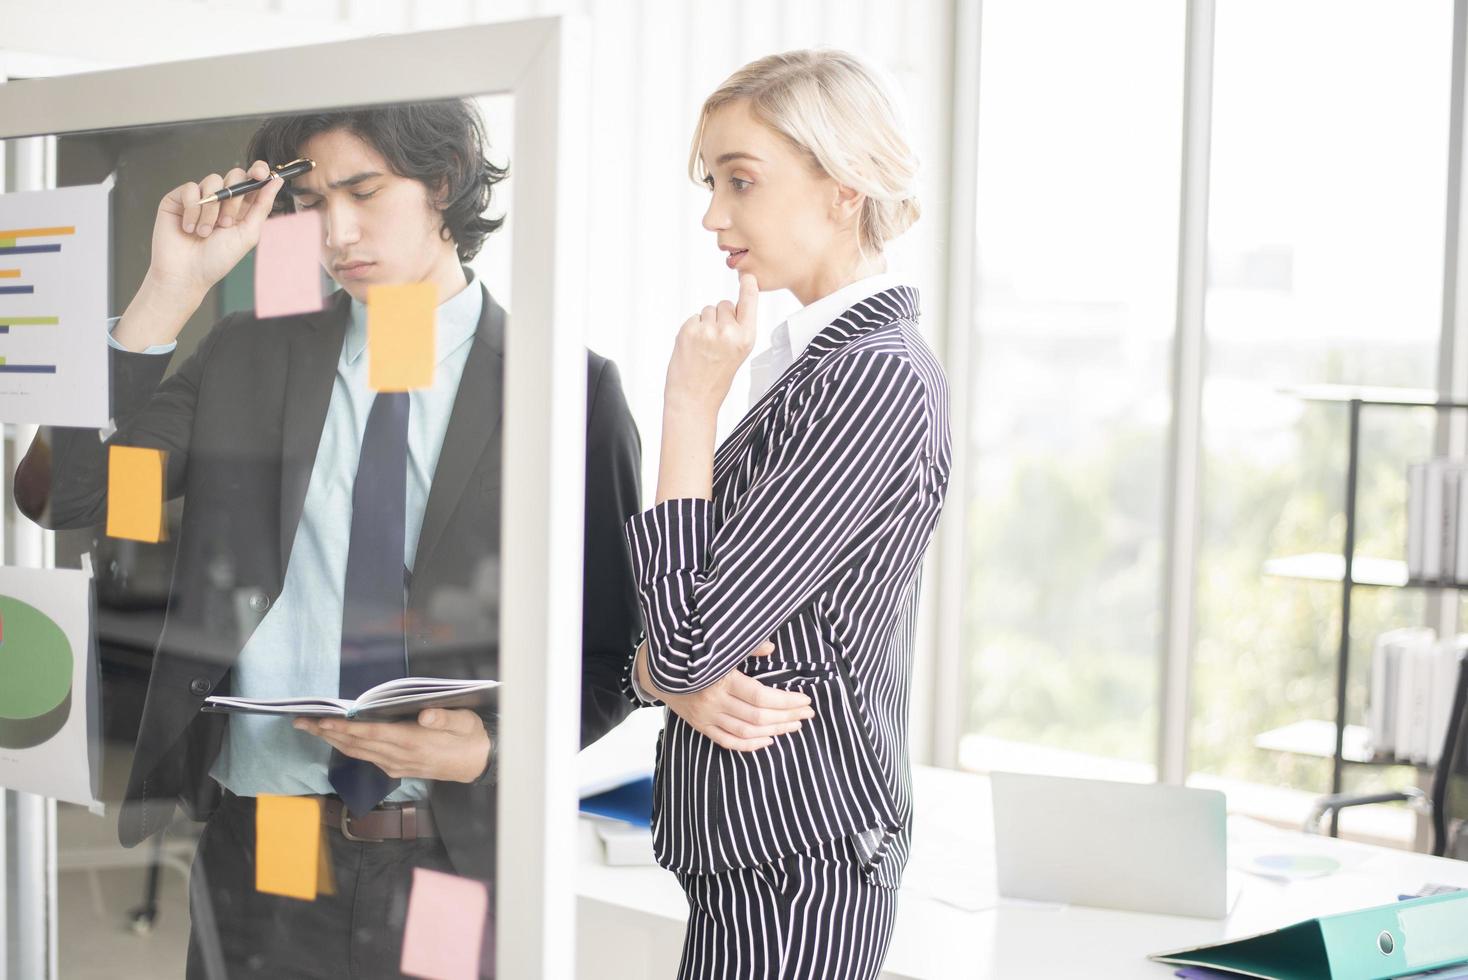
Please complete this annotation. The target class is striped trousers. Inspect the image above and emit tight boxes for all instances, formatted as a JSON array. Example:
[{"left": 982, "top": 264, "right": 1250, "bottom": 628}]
[{"left": 673, "top": 836, "right": 899, "bottom": 980}]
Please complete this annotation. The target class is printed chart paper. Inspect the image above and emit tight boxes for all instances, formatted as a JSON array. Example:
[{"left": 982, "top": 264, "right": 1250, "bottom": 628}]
[
  {"left": 0, "top": 565, "right": 100, "bottom": 808},
  {"left": 0, "top": 181, "right": 111, "bottom": 426}
]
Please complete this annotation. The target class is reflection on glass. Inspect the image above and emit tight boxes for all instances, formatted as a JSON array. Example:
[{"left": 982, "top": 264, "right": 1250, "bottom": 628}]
[
  {"left": 961, "top": 0, "right": 1185, "bottom": 776},
  {"left": 6, "top": 95, "right": 642, "bottom": 977}
]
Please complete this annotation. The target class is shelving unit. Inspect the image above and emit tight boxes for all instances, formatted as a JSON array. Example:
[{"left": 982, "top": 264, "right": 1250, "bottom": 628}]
[{"left": 1259, "top": 386, "right": 1466, "bottom": 835}]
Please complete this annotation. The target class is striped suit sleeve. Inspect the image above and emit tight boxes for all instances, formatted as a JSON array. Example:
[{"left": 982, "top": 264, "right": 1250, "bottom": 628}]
[{"left": 626, "top": 352, "right": 927, "bottom": 694}]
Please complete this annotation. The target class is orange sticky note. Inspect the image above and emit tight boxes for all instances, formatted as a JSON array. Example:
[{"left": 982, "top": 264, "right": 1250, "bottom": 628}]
[
  {"left": 400, "top": 867, "right": 489, "bottom": 980},
  {"left": 255, "top": 795, "right": 324, "bottom": 901},
  {"left": 367, "top": 282, "right": 436, "bottom": 391},
  {"left": 106, "top": 446, "right": 167, "bottom": 543},
  {"left": 255, "top": 210, "right": 325, "bottom": 318}
]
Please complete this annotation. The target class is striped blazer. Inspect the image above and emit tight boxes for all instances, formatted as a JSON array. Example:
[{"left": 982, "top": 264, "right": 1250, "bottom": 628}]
[{"left": 621, "top": 285, "right": 951, "bottom": 886}]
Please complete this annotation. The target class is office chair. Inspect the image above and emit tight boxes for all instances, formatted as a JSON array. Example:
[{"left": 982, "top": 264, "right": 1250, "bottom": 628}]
[{"left": 1306, "top": 654, "right": 1468, "bottom": 858}]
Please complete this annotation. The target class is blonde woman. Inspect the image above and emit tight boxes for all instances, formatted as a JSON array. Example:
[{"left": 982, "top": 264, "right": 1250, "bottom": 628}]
[{"left": 621, "top": 50, "right": 951, "bottom": 978}]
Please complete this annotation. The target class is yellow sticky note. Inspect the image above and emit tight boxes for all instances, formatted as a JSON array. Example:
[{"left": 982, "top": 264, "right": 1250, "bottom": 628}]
[
  {"left": 106, "top": 446, "right": 167, "bottom": 543},
  {"left": 256, "top": 795, "right": 322, "bottom": 901},
  {"left": 367, "top": 282, "right": 436, "bottom": 392}
]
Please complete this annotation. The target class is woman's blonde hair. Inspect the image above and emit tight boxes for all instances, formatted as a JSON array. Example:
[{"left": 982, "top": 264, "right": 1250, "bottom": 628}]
[{"left": 689, "top": 49, "right": 921, "bottom": 255}]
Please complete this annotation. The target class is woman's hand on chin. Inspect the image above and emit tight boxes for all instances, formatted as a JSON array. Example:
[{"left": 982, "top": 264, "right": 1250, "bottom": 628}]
[{"left": 665, "top": 273, "right": 759, "bottom": 415}]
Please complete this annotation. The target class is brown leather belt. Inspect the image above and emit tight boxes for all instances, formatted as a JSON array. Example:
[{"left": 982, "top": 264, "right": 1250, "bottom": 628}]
[{"left": 317, "top": 796, "right": 438, "bottom": 842}]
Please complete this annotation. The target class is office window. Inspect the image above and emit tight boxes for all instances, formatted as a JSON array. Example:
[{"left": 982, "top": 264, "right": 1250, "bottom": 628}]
[
  {"left": 960, "top": 0, "right": 1186, "bottom": 777},
  {"left": 1187, "top": 0, "right": 1453, "bottom": 825}
]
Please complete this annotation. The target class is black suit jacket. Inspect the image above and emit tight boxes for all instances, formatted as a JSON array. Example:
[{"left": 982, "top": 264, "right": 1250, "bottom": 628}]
[{"left": 25, "top": 282, "right": 642, "bottom": 880}]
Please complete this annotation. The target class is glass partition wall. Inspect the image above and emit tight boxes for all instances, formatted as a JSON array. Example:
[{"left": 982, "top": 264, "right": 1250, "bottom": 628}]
[{"left": 0, "top": 20, "right": 592, "bottom": 979}]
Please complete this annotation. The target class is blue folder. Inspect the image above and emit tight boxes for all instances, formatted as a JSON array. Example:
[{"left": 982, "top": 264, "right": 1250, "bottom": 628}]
[{"left": 578, "top": 776, "right": 653, "bottom": 829}]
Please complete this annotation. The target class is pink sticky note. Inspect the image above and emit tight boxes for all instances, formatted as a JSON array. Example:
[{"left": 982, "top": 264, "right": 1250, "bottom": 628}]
[
  {"left": 400, "top": 867, "right": 489, "bottom": 980},
  {"left": 254, "top": 210, "right": 324, "bottom": 318}
]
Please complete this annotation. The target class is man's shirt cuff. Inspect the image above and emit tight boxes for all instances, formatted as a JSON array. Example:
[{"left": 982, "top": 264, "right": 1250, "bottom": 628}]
[{"left": 106, "top": 316, "right": 176, "bottom": 355}]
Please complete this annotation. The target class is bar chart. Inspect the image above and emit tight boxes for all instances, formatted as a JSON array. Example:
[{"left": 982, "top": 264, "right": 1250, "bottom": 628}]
[
  {"left": 0, "top": 225, "right": 71, "bottom": 373},
  {"left": 0, "top": 183, "right": 108, "bottom": 426}
]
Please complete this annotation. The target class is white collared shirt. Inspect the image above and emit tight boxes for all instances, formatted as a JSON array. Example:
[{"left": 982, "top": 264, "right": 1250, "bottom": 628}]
[{"left": 746, "top": 271, "right": 899, "bottom": 408}]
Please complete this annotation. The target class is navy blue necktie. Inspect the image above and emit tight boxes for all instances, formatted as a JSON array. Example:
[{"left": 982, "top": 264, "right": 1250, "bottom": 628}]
[{"left": 329, "top": 390, "right": 410, "bottom": 816}]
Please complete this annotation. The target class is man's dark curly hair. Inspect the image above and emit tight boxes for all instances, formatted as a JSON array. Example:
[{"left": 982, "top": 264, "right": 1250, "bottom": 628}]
[{"left": 246, "top": 100, "right": 508, "bottom": 262}]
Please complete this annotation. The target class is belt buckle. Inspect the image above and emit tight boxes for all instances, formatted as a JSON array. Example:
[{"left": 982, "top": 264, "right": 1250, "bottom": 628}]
[{"left": 339, "top": 805, "right": 385, "bottom": 843}]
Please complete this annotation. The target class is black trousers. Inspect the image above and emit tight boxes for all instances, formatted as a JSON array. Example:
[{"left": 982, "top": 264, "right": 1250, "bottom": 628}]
[
  {"left": 185, "top": 792, "right": 491, "bottom": 980},
  {"left": 673, "top": 837, "right": 899, "bottom": 980}
]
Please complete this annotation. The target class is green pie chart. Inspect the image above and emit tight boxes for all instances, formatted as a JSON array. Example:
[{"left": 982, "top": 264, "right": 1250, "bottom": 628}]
[{"left": 0, "top": 596, "right": 73, "bottom": 749}]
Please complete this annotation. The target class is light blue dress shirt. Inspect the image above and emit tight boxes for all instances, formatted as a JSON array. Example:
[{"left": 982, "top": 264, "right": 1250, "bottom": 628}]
[{"left": 112, "top": 278, "right": 484, "bottom": 801}]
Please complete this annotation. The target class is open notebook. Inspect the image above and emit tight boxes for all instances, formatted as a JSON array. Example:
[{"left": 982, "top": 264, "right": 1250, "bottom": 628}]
[{"left": 201, "top": 677, "right": 500, "bottom": 721}]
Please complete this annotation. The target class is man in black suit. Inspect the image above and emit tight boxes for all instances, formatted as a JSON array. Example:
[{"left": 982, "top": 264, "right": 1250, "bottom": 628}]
[{"left": 16, "top": 100, "right": 641, "bottom": 978}]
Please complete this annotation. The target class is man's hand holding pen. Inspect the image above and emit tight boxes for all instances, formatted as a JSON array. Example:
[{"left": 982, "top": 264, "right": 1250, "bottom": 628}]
[{"left": 112, "top": 159, "right": 286, "bottom": 352}]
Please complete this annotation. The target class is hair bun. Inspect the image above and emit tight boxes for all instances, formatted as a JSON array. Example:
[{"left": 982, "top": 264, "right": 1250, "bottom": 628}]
[{"left": 860, "top": 195, "right": 921, "bottom": 254}]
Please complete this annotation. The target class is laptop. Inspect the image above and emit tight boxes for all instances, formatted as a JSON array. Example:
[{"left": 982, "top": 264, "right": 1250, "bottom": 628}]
[{"left": 990, "top": 770, "right": 1230, "bottom": 919}]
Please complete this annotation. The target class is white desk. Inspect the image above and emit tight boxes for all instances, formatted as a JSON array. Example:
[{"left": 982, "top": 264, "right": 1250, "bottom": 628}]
[{"left": 575, "top": 760, "right": 1468, "bottom": 979}]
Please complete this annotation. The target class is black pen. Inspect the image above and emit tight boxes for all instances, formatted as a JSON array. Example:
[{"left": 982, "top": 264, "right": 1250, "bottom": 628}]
[{"left": 197, "top": 158, "right": 315, "bottom": 205}]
